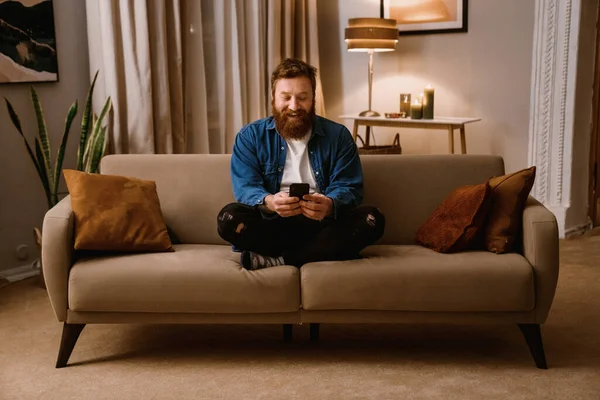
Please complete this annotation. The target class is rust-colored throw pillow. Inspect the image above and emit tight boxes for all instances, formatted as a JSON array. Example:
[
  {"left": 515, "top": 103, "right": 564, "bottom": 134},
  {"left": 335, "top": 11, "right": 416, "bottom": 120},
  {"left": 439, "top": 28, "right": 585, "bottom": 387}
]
[
  {"left": 415, "top": 182, "right": 491, "bottom": 253},
  {"left": 484, "top": 166, "right": 536, "bottom": 254},
  {"left": 63, "top": 169, "right": 172, "bottom": 252}
]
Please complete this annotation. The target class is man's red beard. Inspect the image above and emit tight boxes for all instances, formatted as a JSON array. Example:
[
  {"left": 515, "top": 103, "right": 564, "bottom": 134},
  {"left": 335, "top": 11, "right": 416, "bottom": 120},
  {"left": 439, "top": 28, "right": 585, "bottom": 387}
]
[{"left": 272, "top": 102, "right": 315, "bottom": 140}]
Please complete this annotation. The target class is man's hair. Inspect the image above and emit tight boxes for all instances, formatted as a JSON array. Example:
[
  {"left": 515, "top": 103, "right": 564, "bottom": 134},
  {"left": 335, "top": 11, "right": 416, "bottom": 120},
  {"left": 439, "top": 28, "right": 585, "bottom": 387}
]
[{"left": 271, "top": 58, "right": 317, "bottom": 98}]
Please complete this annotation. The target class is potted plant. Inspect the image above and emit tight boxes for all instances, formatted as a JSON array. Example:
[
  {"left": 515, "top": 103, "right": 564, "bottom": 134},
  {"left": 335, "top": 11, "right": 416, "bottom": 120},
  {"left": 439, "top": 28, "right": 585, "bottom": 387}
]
[{"left": 4, "top": 70, "right": 112, "bottom": 287}]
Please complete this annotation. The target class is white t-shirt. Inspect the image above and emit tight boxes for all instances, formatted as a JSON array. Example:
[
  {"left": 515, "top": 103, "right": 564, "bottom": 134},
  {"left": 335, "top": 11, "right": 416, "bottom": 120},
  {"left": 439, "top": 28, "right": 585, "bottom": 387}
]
[{"left": 280, "top": 132, "right": 320, "bottom": 194}]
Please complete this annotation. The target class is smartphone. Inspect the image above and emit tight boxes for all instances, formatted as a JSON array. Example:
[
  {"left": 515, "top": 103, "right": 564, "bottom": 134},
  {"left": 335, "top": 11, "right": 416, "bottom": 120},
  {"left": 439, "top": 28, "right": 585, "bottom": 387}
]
[{"left": 289, "top": 183, "right": 310, "bottom": 200}]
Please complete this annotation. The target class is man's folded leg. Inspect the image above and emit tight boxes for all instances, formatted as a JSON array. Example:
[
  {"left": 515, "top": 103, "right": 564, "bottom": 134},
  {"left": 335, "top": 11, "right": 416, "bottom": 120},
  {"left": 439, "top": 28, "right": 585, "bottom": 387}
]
[
  {"left": 283, "top": 205, "right": 385, "bottom": 267},
  {"left": 217, "top": 203, "right": 307, "bottom": 270},
  {"left": 217, "top": 203, "right": 283, "bottom": 256}
]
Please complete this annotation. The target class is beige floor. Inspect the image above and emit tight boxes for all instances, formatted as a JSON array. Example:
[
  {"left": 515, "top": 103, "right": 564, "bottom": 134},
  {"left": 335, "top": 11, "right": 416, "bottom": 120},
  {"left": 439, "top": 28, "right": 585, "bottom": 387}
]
[{"left": 1, "top": 236, "right": 599, "bottom": 400}]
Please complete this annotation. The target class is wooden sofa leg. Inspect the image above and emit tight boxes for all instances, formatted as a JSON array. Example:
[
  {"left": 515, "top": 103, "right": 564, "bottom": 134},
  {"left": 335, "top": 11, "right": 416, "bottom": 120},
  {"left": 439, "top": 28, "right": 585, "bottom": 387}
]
[
  {"left": 56, "top": 323, "right": 86, "bottom": 368},
  {"left": 518, "top": 324, "right": 548, "bottom": 369},
  {"left": 310, "top": 323, "right": 320, "bottom": 341},
  {"left": 283, "top": 324, "right": 293, "bottom": 341}
]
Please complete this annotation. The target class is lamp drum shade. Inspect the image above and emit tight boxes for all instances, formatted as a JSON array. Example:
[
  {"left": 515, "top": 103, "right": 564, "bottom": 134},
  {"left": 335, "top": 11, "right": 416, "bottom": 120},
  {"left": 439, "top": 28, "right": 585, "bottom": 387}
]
[{"left": 345, "top": 18, "right": 398, "bottom": 52}]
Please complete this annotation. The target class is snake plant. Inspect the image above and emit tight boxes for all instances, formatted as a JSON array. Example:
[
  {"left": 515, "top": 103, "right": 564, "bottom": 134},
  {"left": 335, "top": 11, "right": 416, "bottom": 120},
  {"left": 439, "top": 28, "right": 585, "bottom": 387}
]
[
  {"left": 4, "top": 70, "right": 112, "bottom": 209},
  {"left": 78, "top": 70, "right": 112, "bottom": 174}
]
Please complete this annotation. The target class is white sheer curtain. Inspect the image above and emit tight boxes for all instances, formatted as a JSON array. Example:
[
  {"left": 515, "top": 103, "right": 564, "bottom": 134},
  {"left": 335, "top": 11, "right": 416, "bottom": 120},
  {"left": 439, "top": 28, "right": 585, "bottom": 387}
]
[{"left": 86, "top": 0, "right": 324, "bottom": 155}]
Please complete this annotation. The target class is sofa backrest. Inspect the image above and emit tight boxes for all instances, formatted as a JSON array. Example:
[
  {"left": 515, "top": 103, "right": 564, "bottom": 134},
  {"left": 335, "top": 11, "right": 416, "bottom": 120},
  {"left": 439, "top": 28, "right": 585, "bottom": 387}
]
[
  {"left": 100, "top": 154, "right": 234, "bottom": 245},
  {"left": 100, "top": 154, "right": 504, "bottom": 245},
  {"left": 361, "top": 155, "right": 504, "bottom": 244}
]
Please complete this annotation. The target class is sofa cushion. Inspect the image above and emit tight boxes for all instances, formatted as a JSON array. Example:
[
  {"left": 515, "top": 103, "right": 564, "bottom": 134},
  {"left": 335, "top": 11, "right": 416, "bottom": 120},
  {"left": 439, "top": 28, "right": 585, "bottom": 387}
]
[
  {"left": 300, "top": 245, "right": 534, "bottom": 312},
  {"left": 415, "top": 181, "right": 491, "bottom": 253},
  {"left": 68, "top": 245, "right": 300, "bottom": 313},
  {"left": 484, "top": 166, "right": 536, "bottom": 253},
  {"left": 63, "top": 169, "right": 172, "bottom": 252}
]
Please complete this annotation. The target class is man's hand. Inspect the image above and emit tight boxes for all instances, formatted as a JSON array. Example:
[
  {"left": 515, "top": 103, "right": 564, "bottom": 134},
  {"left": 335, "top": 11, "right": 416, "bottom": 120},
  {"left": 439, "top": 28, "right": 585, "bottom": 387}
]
[
  {"left": 300, "top": 193, "right": 333, "bottom": 221},
  {"left": 264, "top": 192, "right": 303, "bottom": 217}
]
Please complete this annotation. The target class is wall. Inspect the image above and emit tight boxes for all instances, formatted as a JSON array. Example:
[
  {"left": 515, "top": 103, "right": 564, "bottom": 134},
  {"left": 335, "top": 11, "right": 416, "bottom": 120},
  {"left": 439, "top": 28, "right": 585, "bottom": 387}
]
[
  {"left": 566, "top": 0, "right": 598, "bottom": 233},
  {"left": 0, "top": 0, "right": 89, "bottom": 274},
  {"left": 318, "top": 0, "right": 535, "bottom": 175}
]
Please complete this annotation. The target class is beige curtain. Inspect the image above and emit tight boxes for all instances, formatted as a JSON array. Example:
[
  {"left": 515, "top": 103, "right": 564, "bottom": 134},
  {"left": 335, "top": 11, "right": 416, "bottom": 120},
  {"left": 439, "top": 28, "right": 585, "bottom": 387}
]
[
  {"left": 86, "top": 0, "right": 324, "bottom": 155},
  {"left": 86, "top": 0, "right": 185, "bottom": 154}
]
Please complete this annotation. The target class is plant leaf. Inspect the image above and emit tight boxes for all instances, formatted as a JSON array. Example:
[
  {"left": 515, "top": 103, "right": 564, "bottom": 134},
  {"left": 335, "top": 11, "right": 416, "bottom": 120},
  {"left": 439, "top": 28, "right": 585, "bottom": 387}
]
[
  {"left": 82, "top": 111, "right": 99, "bottom": 170},
  {"left": 30, "top": 87, "right": 55, "bottom": 196},
  {"left": 89, "top": 125, "right": 107, "bottom": 173},
  {"left": 4, "top": 98, "right": 44, "bottom": 181},
  {"left": 5, "top": 97, "right": 24, "bottom": 133},
  {"left": 84, "top": 125, "right": 98, "bottom": 173},
  {"left": 34, "top": 138, "right": 53, "bottom": 208},
  {"left": 53, "top": 100, "right": 78, "bottom": 198},
  {"left": 85, "top": 96, "right": 112, "bottom": 173},
  {"left": 78, "top": 70, "right": 99, "bottom": 170}
]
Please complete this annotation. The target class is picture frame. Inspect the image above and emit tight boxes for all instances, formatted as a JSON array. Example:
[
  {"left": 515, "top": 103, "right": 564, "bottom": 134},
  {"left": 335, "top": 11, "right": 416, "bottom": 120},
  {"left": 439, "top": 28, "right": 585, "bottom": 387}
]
[
  {"left": 384, "top": 0, "right": 468, "bottom": 36},
  {"left": 0, "top": 0, "right": 59, "bottom": 84}
]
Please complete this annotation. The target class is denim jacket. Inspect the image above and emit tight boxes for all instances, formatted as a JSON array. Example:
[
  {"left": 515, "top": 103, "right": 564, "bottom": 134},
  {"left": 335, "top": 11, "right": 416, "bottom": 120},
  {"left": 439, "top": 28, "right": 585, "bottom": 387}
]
[{"left": 230, "top": 115, "right": 364, "bottom": 219}]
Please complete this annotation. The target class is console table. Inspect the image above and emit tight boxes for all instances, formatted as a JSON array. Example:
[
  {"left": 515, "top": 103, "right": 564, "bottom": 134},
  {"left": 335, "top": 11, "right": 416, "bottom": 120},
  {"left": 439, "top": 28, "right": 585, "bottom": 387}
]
[{"left": 340, "top": 115, "right": 482, "bottom": 154}]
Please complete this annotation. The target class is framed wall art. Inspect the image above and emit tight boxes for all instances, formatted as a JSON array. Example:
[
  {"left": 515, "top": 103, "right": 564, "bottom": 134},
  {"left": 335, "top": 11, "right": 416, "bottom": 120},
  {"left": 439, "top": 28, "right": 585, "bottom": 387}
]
[
  {"left": 384, "top": 0, "right": 468, "bottom": 36},
  {"left": 0, "top": 0, "right": 59, "bottom": 83}
]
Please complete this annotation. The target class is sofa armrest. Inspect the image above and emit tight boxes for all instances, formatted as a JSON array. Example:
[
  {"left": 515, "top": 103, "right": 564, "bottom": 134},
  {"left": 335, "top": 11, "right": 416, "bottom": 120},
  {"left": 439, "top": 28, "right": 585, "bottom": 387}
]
[
  {"left": 521, "top": 195, "right": 559, "bottom": 323},
  {"left": 41, "top": 195, "right": 74, "bottom": 322}
]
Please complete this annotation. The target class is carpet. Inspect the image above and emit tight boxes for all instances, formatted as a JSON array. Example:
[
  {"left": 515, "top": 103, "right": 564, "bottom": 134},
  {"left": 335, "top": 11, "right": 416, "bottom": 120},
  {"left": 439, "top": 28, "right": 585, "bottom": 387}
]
[{"left": 1, "top": 236, "right": 599, "bottom": 399}]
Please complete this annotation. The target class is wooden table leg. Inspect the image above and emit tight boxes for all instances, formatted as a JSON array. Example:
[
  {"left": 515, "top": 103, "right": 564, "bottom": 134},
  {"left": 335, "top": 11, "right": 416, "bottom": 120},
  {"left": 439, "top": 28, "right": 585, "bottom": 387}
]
[
  {"left": 365, "top": 126, "right": 371, "bottom": 147},
  {"left": 460, "top": 126, "right": 467, "bottom": 154},
  {"left": 447, "top": 126, "right": 455, "bottom": 154},
  {"left": 352, "top": 120, "right": 359, "bottom": 142}
]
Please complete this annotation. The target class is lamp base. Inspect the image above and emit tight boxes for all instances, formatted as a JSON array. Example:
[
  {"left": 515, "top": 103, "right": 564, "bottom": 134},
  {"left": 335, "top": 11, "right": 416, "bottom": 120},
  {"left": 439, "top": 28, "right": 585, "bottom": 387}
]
[{"left": 359, "top": 110, "right": 380, "bottom": 117}]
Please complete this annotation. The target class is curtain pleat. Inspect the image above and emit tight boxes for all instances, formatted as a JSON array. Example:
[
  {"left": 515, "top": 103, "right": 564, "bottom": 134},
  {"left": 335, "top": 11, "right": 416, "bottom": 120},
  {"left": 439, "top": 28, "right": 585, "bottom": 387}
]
[
  {"left": 183, "top": 0, "right": 209, "bottom": 153},
  {"left": 120, "top": 0, "right": 153, "bottom": 153}
]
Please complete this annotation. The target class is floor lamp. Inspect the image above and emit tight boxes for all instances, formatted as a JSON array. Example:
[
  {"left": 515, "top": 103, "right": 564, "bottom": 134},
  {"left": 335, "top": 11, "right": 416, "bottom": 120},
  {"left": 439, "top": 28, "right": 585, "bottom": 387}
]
[{"left": 345, "top": 18, "right": 398, "bottom": 117}]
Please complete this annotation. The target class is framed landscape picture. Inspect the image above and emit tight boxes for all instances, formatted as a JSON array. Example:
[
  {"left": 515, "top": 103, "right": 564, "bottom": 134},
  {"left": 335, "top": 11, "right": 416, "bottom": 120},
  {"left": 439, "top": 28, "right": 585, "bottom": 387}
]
[
  {"left": 384, "top": 0, "right": 468, "bottom": 35},
  {"left": 0, "top": 0, "right": 59, "bottom": 83}
]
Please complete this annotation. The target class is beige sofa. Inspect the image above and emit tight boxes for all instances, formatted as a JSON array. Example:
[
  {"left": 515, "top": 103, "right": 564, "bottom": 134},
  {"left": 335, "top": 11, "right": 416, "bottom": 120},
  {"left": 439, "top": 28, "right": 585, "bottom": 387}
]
[{"left": 42, "top": 154, "right": 559, "bottom": 368}]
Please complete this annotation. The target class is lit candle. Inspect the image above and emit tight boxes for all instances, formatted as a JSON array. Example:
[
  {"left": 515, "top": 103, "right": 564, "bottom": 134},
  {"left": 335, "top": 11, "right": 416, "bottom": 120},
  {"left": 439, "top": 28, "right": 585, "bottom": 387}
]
[
  {"left": 410, "top": 98, "right": 423, "bottom": 120},
  {"left": 399, "top": 93, "right": 411, "bottom": 116},
  {"left": 423, "top": 84, "right": 435, "bottom": 119}
]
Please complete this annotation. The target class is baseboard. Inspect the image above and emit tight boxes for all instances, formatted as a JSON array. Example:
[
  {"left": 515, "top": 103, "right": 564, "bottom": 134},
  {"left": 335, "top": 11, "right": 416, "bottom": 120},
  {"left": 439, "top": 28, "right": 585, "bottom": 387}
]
[
  {"left": 0, "top": 259, "right": 40, "bottom": 283},
  {"left": 565, "top": 222, "right": 592, "bottom": 238}
]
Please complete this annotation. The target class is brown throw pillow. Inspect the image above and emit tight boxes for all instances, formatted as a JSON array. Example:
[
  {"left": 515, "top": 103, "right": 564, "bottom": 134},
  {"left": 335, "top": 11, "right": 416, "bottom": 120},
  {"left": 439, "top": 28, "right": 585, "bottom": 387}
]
[
  {"left": 63, "top": 169, "right": 173, "bottom": 252},
  {"left": 415, "top": 181, "right": 492, "bottom": 253},
  {"left": 484, "top": 166, "right": 536, "bottom": 254}
]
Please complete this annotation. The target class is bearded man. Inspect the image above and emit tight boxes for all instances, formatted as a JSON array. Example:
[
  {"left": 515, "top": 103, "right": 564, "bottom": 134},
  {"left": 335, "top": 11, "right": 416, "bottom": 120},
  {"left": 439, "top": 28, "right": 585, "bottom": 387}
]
[{"left": 217, "top": 58, "right": 385, "bottom": 270}]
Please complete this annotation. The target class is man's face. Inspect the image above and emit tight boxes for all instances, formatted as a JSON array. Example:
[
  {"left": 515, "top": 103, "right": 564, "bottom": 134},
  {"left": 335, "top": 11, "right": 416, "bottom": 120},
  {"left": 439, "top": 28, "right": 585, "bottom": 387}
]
[{"left": 272, "top": 76, "right": 315, "bottom": 140}]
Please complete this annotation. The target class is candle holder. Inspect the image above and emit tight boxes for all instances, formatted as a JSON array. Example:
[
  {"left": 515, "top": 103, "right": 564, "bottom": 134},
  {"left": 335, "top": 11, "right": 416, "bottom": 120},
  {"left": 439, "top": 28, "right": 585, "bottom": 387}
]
[{"left": 400, "top": 93, "right": 411, "bottom": 115}]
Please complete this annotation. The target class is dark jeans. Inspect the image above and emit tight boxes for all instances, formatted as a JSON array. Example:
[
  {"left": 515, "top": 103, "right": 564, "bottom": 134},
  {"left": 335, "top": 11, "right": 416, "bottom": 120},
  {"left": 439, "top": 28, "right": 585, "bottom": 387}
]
[{"left": 217, "top": 203, "right": 385, "bottom": 267}]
